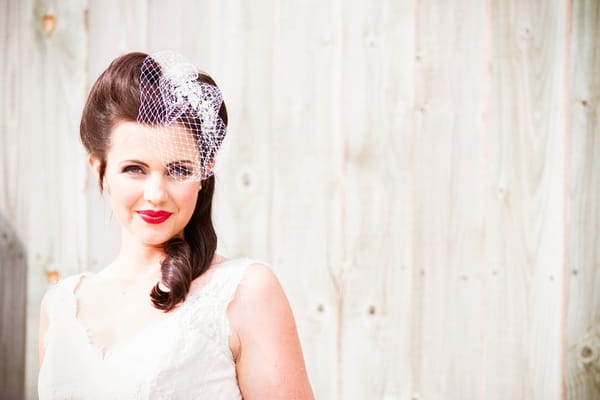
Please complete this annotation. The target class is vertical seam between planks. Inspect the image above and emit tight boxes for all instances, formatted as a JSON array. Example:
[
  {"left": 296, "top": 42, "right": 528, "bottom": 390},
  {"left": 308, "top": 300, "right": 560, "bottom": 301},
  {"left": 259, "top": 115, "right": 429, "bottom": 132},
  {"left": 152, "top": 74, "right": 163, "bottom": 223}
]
[
  {"left": 270, "top": 0, "right": 280, "bottom": 295},
  {"left": 481, "top": 0, "right": 493, "bottom": 398},
  {"left": 82, "top": 1, "right": 90, "bottom": 275},
  {"left": 562, "top": 1, "right": 572, "bottom": 399},
  {"left": 266, "top": 0, "right": 274, "bottom": 284},
  {"left": 333, "top": 0, "right": 344, "bottom": 398},
  {"left": 142, "top": 0, "right": 148, "bottom": 50},
  {"left": 410, "top": 0, "right": 419, "bottom": 397}
]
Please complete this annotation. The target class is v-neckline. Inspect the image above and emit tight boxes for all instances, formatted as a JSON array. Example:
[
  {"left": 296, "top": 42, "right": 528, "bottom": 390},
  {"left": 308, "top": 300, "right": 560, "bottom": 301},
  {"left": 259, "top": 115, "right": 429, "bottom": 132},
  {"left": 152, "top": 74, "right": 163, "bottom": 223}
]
[
  {"left": 68, "top": 260, "right": 234, "bottom": 360},
  {"left": 70, "top": 273, "right": 184, "bottom": 360}
]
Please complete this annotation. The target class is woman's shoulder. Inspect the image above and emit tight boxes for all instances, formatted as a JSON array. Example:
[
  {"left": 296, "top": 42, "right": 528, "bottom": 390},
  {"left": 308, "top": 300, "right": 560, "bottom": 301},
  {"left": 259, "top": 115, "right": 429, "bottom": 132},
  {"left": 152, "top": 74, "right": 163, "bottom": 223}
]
[
  {"left": 211, "top": 258, "right": 277, "bottom": 291},
  {"left": 189, "top": 257, "right": 280, "bottom": 306},
  {"left": 42, "top": 272, "right": 85, "bottom": 297},
  {"left": 238, "top": 262, "right": 280, "bottom": 293},
  {"left": 40, "top": 272, "right": 88, "bottom": 320},
  {"left": 226, "top": 259, "right": 288, "bottom": 316}
]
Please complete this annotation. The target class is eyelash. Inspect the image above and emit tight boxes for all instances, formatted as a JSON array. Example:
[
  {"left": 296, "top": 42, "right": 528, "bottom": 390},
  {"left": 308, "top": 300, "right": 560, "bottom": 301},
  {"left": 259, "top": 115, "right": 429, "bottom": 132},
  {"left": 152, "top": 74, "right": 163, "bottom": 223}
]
[
  {"left": 121, "top": 164, "right": 193, "bottom": 178},
  {"left": 168, "top": 164, "right": 193, "bottom": 177},
  {"left": 122, "top": 165, "right": 144, "bottom": 174}
]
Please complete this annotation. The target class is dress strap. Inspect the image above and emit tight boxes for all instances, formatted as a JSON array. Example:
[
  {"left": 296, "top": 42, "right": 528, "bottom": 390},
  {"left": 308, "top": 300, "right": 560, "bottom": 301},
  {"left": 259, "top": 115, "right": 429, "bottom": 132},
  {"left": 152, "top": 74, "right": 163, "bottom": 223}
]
[
  {"left": 180, "top": 258, "right": 258, "bottom": 347},
  {"left": 213, "top": 258, "right": 256, "bottom": 300},
  {"left": 213, "top": 258, "right": 260, "bottom": 339},
  {"left": 44, "top": 273, "right": 86, "bottom": 323}
]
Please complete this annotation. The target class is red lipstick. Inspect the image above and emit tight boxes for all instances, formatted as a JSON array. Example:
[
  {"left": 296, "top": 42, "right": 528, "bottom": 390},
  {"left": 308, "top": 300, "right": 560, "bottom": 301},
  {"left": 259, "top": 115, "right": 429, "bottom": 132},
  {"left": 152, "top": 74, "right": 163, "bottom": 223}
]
[{"left": 136, "top": 210, "right": 172, "bottom": 224}]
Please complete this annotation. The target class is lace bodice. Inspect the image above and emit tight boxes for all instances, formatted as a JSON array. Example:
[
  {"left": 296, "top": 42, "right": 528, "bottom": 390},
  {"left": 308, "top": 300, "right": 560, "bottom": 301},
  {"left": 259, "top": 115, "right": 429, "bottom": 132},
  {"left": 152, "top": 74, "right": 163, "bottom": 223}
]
[{"left": 38, "top": 259, "right": 253, "bottom": 399}]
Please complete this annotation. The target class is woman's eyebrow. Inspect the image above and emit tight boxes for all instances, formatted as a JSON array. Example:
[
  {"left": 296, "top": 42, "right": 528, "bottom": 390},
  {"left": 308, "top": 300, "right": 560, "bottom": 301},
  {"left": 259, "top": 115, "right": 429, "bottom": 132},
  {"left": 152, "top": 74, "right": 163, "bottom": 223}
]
[
  {"left": 119, "top": 159, "right": 150, "bottom": 167},
  {"left": 166, "top": 160, "right": 194, "bottom": 166}
]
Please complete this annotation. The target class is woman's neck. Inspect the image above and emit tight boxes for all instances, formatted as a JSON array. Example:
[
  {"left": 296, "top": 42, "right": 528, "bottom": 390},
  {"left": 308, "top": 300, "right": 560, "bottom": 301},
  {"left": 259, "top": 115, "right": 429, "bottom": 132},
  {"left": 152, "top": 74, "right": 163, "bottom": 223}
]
[{"left": 103, "top": 229, "right": 167, "bottom": 283}]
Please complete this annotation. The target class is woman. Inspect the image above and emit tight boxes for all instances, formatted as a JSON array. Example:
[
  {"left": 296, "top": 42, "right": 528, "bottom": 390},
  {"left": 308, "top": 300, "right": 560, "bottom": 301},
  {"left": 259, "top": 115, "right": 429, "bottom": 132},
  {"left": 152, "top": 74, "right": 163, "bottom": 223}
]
[{"left": 38, "top": 51, "right": 314, "bottom": 399}]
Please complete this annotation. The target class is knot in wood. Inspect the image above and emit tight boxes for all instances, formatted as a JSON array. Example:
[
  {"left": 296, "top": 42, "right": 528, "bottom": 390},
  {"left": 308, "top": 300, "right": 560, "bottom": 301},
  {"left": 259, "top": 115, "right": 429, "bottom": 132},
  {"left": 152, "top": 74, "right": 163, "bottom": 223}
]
[{"left": 576, "top": 332, "right": 600, "bottom": 391}]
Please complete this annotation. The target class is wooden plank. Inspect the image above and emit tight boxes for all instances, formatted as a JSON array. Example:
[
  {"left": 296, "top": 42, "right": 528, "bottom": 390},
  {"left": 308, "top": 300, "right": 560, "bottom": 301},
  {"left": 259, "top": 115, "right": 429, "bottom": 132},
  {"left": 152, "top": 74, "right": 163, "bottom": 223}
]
[
  {"left": 0, "top": 2, "right": 36, "bottom": 398},
  {"left": 486, "top": 1, "right": 567, "bottom": 399},
  {"left": 409, "top": 1, "right": 488, "bottom": 399},
  {"left": 28, "top": 2, "right": 89, "bottom": 397},
  {"left": 87, "top": 0, "right": 148, "bottom": 80},
  {"left": 566, "top": 0, "right": 600, "bottom": 399},
  {"left": 339, "top": 1, "right": 415, "bottom": 399},
  {"left": 269, "top": 1, "right": 340, "bottom": 398},
  {"left": 146, "top": 0, "right": 213, "bottom": 66},
  {"left": 146, "top": 0, "right": 191, "bottom": 55},
  {"left": 1, "top": 1, "right": 582, "bottom": 399},
  {"left": 204, "top": 0, "right": 274, "bottom": 262},
  {"left": 0, "top": 218, "right": 27, "bottom": 400},
  {"left": 0, "top": 0, "right": 89, "bottom": 397}
]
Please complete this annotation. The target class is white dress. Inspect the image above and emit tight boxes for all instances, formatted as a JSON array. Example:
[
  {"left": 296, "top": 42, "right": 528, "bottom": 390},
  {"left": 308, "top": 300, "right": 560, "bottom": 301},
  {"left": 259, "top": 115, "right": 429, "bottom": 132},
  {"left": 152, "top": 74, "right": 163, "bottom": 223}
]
[{"left": 38, "top": 258, "right": 253, "bottom": 399}]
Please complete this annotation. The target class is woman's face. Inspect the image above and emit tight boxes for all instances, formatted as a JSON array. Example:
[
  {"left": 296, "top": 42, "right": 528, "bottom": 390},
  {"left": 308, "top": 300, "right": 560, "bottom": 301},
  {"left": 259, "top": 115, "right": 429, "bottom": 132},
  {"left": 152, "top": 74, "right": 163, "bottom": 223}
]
[{"left": 95, "top": 121, "right": 202, "bottom": 246}]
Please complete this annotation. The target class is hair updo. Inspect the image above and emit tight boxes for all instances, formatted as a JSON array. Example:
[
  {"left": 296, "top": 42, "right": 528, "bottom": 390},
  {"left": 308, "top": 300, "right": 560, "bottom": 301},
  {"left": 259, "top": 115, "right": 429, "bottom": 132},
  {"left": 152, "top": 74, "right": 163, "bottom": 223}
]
[{"left": 80, "top": 52, "right": 227, "bottom": 312}]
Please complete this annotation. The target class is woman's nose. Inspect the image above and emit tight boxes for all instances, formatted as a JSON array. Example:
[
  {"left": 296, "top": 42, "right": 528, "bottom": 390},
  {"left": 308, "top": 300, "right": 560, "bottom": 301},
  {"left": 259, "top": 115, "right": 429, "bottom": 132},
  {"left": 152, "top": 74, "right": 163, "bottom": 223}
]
[{"left": 144, "top": 173, "right": 168, "bottom": 204}]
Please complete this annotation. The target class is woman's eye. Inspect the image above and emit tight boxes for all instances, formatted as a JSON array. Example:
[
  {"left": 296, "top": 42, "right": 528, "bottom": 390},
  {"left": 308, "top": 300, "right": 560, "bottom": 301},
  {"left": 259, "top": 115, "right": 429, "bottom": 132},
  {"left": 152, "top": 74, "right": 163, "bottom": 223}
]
[
  {"left": 168, "top": 163, "right": 193, "bottom": 178},
  {"left": 122, "top": 165, "right": 143, "bottom": 174}
]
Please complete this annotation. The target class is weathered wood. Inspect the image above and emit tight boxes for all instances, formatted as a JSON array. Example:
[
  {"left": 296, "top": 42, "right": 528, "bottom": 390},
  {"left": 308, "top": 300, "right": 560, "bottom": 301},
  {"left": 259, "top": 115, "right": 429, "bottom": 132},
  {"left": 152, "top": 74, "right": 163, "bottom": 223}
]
[
  {"left": 11, "top": 1, "right": 88, "bottom": 398},
  {"left": 566, "top": 0, "right": 600, "bottom": 399},
  {"left": 339, "top": 1, "right": 415, "bottom": 399},
  {"left": 0, "top": 3, "right": 34, "bottom": 398},
  {"left": 146, "top": 0, "right": 213, "bottom": 62},
  {"left": 268, "top": 1, "right": 341, "bottom": 398},
  {"left": 487, "top": 1, "right": 567, "bottom": 399},
  {"left": 0, "top": 217, "right": 27, "bottom": 400},
  {"left": 0, "top": 1, "right": 591, "bottom": 399},
  {"left": 88, "top": 0, "right": 147, "bottom": 82},
  {"left": 207, "top": 0, "right": 274, "bottom": 262},
  {"left": 410, "top": 1, "right": 488, "bottom": 399}
]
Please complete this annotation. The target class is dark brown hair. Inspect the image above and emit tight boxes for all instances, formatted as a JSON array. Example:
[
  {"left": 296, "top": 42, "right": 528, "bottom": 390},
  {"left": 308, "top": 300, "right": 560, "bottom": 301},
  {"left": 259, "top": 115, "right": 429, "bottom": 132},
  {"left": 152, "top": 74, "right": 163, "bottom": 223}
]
[{"left": 80, "top": 52, "right": 227, "bottom": 312}]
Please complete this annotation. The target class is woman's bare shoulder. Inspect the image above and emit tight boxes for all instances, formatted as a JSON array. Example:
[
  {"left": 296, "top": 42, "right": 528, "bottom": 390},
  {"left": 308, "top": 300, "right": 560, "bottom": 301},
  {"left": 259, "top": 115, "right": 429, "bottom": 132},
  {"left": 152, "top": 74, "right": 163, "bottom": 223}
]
[
  {"left": 227, "top": 261, "right": 288, "bottom": 330},
  {"left": 239, "top": 262, "right": 280, "bottom": 291},
  {"left": 228, "top": 261, "right": 315, "bottom": 399}
]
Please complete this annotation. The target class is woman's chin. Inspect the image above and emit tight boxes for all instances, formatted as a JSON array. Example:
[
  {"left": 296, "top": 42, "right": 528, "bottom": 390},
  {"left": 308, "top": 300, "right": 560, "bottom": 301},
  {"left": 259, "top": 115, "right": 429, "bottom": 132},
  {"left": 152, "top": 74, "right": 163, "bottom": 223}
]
[
  {"left": 128, "top": 231, "right": 176, "bottom": 248},
  {"left": 144, "top": 236, "right": 174, "bottom": 247}
]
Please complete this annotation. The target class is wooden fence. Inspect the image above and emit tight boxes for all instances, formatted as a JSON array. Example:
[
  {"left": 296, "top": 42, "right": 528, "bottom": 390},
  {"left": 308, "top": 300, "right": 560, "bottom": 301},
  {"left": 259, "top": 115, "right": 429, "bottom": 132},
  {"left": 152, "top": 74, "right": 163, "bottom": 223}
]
[{"left": 1, "top": 0, "right": 599, "bottom": 399}]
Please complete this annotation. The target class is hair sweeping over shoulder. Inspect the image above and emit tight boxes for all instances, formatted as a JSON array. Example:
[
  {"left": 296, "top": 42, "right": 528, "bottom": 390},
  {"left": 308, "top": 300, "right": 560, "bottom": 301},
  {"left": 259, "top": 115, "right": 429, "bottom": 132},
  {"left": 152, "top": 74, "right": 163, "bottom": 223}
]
[{"left": 80, "top": 52, "right": 228, "bottom": 312}]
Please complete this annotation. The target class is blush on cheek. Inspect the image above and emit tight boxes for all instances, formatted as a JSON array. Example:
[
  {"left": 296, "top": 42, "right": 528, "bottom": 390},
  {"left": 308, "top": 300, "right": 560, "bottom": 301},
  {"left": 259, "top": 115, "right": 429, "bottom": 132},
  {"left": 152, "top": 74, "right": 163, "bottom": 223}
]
[
  {"left": 108, "top": 179, "right": 143, "bottom": 223},
  {"left": 178, "top": 181, "right": 201, "bottom": 200},
  {"left": 113, "top": 180, "right": 142, "bottom": 204},
  {"left": 183, "top": 188, "right": 200, "bottom": 207},
  {"left": 177, "top": 185, "right": 200, "bottom": 219}
]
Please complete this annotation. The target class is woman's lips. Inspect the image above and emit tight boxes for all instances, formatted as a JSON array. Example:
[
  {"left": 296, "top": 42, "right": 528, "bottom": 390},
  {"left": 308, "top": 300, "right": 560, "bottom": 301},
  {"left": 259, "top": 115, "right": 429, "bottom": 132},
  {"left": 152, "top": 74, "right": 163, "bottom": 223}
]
[{"left": 136, "top": 210, "right": 172, "bottom": 224}]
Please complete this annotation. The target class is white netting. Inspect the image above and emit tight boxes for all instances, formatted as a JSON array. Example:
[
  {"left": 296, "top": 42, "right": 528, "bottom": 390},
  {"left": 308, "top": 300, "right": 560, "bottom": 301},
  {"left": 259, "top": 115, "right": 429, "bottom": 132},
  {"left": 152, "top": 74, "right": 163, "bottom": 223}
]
[{"left": 137, "top": 51, "right": 226, "bottom": 182}]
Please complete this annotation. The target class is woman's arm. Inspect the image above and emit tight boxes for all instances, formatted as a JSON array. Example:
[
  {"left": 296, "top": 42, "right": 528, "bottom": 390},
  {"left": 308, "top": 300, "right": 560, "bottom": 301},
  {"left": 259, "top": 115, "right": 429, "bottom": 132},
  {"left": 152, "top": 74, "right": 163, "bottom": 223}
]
[{"left": 228, "top": 263, "right": 315, "bottom": 400}]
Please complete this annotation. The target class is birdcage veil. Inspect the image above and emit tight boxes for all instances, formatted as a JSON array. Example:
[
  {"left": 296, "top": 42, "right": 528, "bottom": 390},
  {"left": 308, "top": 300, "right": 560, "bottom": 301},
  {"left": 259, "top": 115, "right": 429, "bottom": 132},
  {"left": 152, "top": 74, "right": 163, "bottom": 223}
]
[{"left": 137, "top": 51, "right": 226, "bottom": 182}]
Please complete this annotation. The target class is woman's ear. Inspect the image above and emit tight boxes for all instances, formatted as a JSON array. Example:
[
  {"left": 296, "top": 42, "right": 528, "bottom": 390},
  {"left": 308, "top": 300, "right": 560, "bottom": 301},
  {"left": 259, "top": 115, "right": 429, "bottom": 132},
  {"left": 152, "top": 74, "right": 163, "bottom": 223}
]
[
  {"left": 88, "top": 154, "right": 100, "bottom": 172},
  {"left": 88, "top": 155, "right": 106, "bottom": 191}
]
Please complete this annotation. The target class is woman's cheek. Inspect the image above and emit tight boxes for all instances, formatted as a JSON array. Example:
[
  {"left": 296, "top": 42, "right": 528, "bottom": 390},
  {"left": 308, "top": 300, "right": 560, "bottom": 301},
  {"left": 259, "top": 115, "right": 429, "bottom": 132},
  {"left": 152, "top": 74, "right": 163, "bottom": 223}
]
[
  {"left": 110, "top": 179, "right": 142, "bottom": 215},
  {"left": 176, "top": 185, "right": 200, "bottom": 215}
]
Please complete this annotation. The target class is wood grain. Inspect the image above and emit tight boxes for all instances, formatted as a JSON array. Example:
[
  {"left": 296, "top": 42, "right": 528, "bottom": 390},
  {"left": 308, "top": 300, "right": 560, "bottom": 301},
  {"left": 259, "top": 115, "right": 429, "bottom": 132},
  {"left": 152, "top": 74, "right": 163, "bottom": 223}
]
[
  {"left": 0, "top": 0, "right": 88, "bottom": 398},
  {"left": 268, "top": 1, "right": 341, "bottom": 398},
  {"left": 339, "top": 1, "right": 415, "bottom": 399},
  {"left": 411, "top": 1, "right": 488, "bottom": 399},
  {"left": 0, "top": 218, "right": 27, "bottom": 400},
  {"left": 566, "top": 0, "right": 600, "bottom": 399},
  {"left": 487, "top": 1, "right": 567, "bottom": 399},
  {"left": 209, "top": 0, "right": 274, "bottom": 263},
  {"left": 0, "top": 4, "right": 32, "bottom": 398},
  {"left": 0, "top": 1, "right": 590, "bottom": 399}
]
